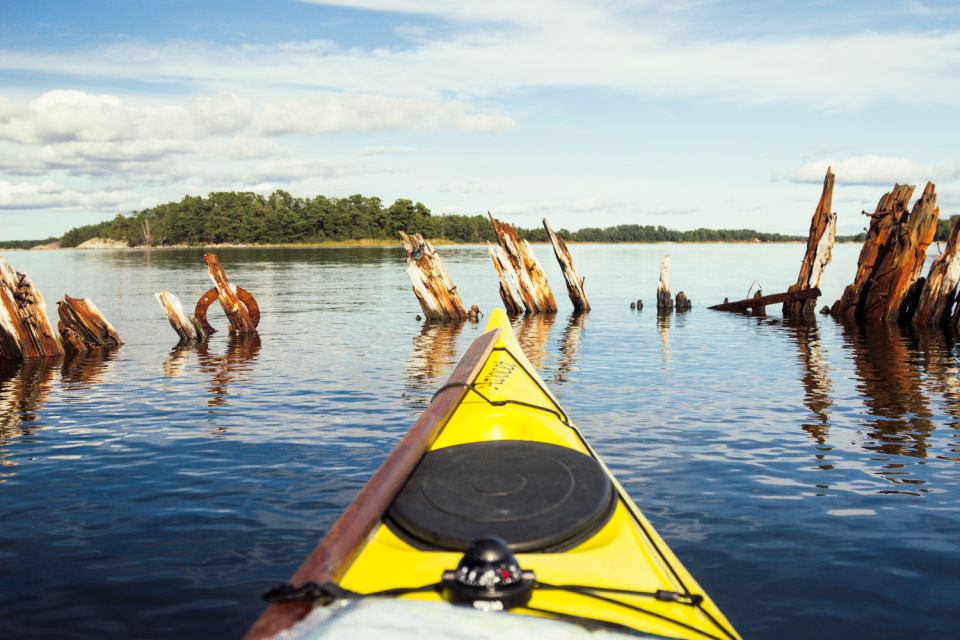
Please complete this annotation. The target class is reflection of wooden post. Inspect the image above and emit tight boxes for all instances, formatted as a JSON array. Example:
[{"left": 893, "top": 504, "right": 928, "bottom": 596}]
[
  {"left": 832, "top": 183, "right": 939, "bottom": 323},
  {"left": 204, "top": 253, "right": 258, "bottom": 334},
  {"left": 656, "top": 256, "right": 673, "bottom": 313},
  {"left": 785, "top": 168, "right": 836, "bottom": 316},
  {"left": 0, "top": 257, "right": 64, "bottom": 360},
  {"left": 487, "top": 244, "right": 524, "bottom": 316},
  {"left": 399, "top": 232, "right": 467, "bottom": 321},
  {"left": 488, "top": 213, "right": 557, "bottom": 314},
  {"left": 156, "top": 292, "right": 208, "bottom": 342},
  {"left": 913, "top": 218, "right": 960, "bottom": 328},
  {"left": 543, "top": 218, "right": 589, "bottom": 312},
  {"left": 56, "top": 295, "right": 122, "bottom": 353}
]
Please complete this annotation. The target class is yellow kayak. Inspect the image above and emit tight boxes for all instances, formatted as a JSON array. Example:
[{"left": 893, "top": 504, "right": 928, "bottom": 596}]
[{"left": 247, "top": 308, "right": 740, "bottom": 640}]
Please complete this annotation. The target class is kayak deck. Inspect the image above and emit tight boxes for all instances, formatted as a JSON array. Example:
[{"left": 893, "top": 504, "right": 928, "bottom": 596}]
[{"left": 249, "top": 308, "right": 739, "bottom": 640}]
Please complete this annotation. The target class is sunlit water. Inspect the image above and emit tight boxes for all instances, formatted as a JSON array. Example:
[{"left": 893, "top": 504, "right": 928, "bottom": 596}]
[{"left": 1, "top": 245, "right": 958, "bottom": 639}]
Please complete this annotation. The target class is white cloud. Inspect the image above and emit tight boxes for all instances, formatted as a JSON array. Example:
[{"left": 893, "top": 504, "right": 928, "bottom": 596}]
[
  {"left": 0, "top": 180, "right": 142, "bottom": 211},
  {"left": 361, "top": 145, "right": 416, "bottom": 156},
  {"left": 790, "top": 155, "right": 960, "bottom": 186}
]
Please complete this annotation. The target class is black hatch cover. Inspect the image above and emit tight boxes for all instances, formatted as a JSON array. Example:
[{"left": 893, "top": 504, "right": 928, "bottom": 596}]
[{"left": 386, "top": 440, "right": 616, "bottom": 552}]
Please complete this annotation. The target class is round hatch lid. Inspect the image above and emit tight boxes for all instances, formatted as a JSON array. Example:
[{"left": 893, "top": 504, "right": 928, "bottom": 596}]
[{"left": 386, "top": 440, "right": 616, "bottom": 552}]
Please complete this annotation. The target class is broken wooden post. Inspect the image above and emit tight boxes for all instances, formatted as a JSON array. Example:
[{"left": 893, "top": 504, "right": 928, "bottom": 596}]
[
  {"left": 399, "top": 232, "right": 467, "bottom": 322},
  {"left": 784, "top": 168, "right": 837, "bottom": 317},
  {"left": 155, "top": 292, "right": 208, "bottom": 342},
  {"left": 709, "top": 288, "right": 821, "bottom": 312},
  {"left": 656, "top": 256, "right": 673, "bottom": 313},
  {"left": 913, "top": 217, "right": 960, "bottom": 328},
  {"left": 831, "top": 182, "right": 939, "bottom": 323},
  {"left": 543, "top": 218, "right": 589, "bottom": 312},
  {"left": 487, "top": 244, "right": 524, "bottom": 316},
  {"left": 675, "top": 291, "right": 691, "bottom": 312},
  {"left": 0, "top": 257, "right": 63, "bottom": 360},
  {"left": 488, "top": 213, "right": 557, "bottom": 314},
  {"left": 751, "top": 290, "right": 766, "bottom": 316},
  {"left": 56, "top": 295, "right": 122, "bottom": 353},
  {"left": 202, "top": 253, "right": 259, "bottom": 335}
]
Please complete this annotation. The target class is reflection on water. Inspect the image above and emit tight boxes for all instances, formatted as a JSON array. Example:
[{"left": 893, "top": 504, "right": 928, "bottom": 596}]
[
  {"left": 555, "top": 312, "right": 587, "bottom": 384},
  {"left": 513, "top": 313, "right": 556, "bottom": 370},
  {"left": 197, "top": 333, "right": 261, "bottom": 409},
  {"left": 657, "top": 311, "right": 671, "bottom": 367},
  {"left": 786, "top": 322, "right": 833, "bottom": 445},
  {"left": 2, "top": 246, "right": 960, "bottom": 640}
]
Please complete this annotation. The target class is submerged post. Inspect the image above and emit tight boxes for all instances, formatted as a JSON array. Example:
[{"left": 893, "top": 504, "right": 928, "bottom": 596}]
[
  {"left": 203, "top": 253, "right": 259, "bottom": 334},
  {"left": 155, "top": 292, "right": 208, "bottom": 342},
  {"left": 543, "top": 218, "right": 590, "bottom": 312},
  {"left": 488, "top": 213, "right": 557, "bottom": 314},
  {"left": 56, "top": 295, "right": 123, "bottom": 353},
  {"left": 784, "top": 168, "right": 837, "bottom": 317},
  {"left": 399, "top": 232, "right": 467, "bottom": 321},
  {"left": 0, "top": 256, "right": 64, "bottom": 360},
  {"left": 913, "top": 217, "right": 960, "bottom": 328},
  {"left": 487, "top": 243, "right": 524, "bottom": 316},
  {"left": 656, "top": 256, "right": 673, "bottom": 313}
]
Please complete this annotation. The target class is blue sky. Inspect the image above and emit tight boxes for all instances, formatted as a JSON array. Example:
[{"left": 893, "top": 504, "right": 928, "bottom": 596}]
[{"left": 2, "top": 0, "right": 959, "bottom": 240}]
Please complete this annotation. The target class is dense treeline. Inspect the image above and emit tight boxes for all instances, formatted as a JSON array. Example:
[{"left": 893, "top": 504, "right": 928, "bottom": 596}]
[
  {"left": 20, "top": 190, "right": 956, "bottom": 249},
  {"left": 0, "top": 237, "right": 59, "bottom": 250},
  {"left": 53, "top": 190, "right": 813, "bottom": 247}
]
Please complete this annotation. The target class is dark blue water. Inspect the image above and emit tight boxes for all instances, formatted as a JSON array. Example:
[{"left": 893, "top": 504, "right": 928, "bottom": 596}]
[{"left": 1, "top": 245, "right": 958, "bottom": 639}]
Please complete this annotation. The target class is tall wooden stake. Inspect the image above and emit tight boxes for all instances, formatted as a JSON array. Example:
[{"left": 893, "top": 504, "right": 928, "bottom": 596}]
[
  {"left": 656, "top": 256, "right": 673, "bottom": 313},
  {"left": 487, "top": 243, "right": 524, "bottom": 316},
  {"left": 913, "top": 217, "right": 960, "bottom": 328},
  {"left": 204, "top": 253, "right": 258, "bottom": 334},
  {"left": 488, "top": 213, "right": 557, "bottom": 314},
  {"left": 399, "top": 232, "right": 467, "bottom": 321},
  {"left": 785, "top": 168, "right": 837, "bottom": 316},
  {"left": 543, "top": 218, "right": 590, "bottom": 312},
  {"left": 155, "top": 292, "right": 208, "bottom": 342}
]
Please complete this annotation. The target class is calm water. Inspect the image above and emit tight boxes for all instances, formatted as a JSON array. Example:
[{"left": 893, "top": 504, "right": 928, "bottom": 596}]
[{"left": 1, "top": 244, "right": 958, "bottom": 639}]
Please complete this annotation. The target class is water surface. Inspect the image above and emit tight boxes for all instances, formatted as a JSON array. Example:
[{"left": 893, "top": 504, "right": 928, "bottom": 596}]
[{"left": 1, "top": 244, "right": 958, "bottom": 639}]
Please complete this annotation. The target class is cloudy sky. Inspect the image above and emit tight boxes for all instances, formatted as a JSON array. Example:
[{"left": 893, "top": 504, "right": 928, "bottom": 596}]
[{"left": 2, "top": 0, "right": 959, "bottom": 240}]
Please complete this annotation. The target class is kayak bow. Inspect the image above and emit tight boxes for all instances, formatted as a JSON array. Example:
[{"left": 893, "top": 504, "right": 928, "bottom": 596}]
[{"left": 247, "top": 308, "right": 740, "bottom": 640}]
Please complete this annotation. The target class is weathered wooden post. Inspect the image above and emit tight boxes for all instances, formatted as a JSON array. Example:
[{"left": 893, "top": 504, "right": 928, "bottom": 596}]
[
  {"left": 155, "top": 292, "right": 208, "bottom": 342},
  {"left": 784, "top": 168, "right": 837, "bottom": 317},
  {"left": 543, "top": 218, "right": 589, "bottom": 312},
  {"left": 56, "top": 295, "right": 122, "bottom": 353},
  {"left": 0, "top": 257, "right": 64, "bottom": 360},
  {"left": 487, "top": 244, "right": 524, "bottom": 316},
  {"left": 912, "top": 218, "right": 960, "bottom": 328},
  {"left": 675, "top": 291, "right": 692, "bottom": 312},
  {"left": 399, "top": 232, "right": 467, "bottom": 321},
  {"left": 202, "top": 253, "right": 259, "bottom": 334},
  {"left": 831, "top": 182, "right": 939, "bottom": 323},
  {"left": 656, "top": 256, "right": 673, "bottom": 313},
  {"left": 488, "top": 213, "right": 557, "bottom": 314}
]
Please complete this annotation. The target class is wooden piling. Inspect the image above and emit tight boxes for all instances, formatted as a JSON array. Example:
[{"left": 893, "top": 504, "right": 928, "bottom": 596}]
[
  {"left": 155, "top": 292, "right": 208, "bottom": 342},
  {"left": 656, "top": 256, "right": 673, "bottom": 313},
  {"left": 399, "top": 232, "right": 467, "bottom": 322},
  {"left": 543, "top": 218, "right": 589, "bottom": 312},
  {"left": 56, "top": 295, "right": 122, "bottom": 353},
  {"left": 488, "top": 213, "right": 557, "bottom": 314},
  {"left": 784, "top": 168, "right": 837, "bottom": 316},
  {"left": 913, "top": 217, "right": 960, "bottom": 328},
  {"left": 0, "top": 257, "right": 63, "bottom": 360},
  {"left": 203, "top": 253, "right": 259, "bottom": 334},
  {"left": 831, "top": 182, "right": 939, "bottom": 323},
  {"left": 675, "top": 291, "right": 692, "bottom": 312},
  {"left": 487, "top": 244, "right": 524, "bottom": 316}
]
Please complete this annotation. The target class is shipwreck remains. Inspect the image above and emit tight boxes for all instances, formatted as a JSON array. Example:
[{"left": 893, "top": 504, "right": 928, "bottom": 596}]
[
  {"left": 400, "top": 232, "right": 467, "bottom": 322},
  {"left": 912, "top": 218, "right": 960, "bottom": 329},
  {"left": 543, "top": 218, "right": 589, "bottom": 312},
  {"left": 784, "top": 168, "right": 837, "bottom": 317},
  {"left": 656, "top": 256, "right": 673, "bottom": 313},
  {"left": 156, "top": 253, "right": 259, "bottom": 342},
  {"left": 57, "top": 295, "right": 123, "bottom": 353},
  {"left": 831, "top": 182, "right": 939, "bottom": 323},
  {"left": 489, "top": 213, "right": 557, "bottom": 314},
  {"left": 0, "top": 256, "right": 121, "bottom": 360}
]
